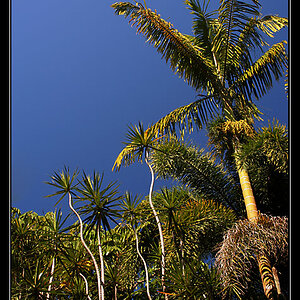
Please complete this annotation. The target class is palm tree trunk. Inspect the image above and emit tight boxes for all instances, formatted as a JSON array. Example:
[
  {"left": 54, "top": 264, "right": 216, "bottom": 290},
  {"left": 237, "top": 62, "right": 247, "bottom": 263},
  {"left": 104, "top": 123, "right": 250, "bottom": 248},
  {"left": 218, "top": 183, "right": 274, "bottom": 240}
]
[
  {"left": 258, "top": 254, "right": 278, "bottom": 300},
  {"left": 145, "top": 151, "right": 168, "bottom": 300},
  {"left": 68, "top": 192, "right": 102, "bottom": 300},
  {"left": 134, "top": 226, "right": 151, "bottom": 300},
  {"left": 236, "top": 166, "right": 259, "bottom": 223},
  {"left": 97, "top": 225, "right": 105, "bottom": 300},
  {"left": 234, "top": 153, "right": 278, "bottom": 299}
]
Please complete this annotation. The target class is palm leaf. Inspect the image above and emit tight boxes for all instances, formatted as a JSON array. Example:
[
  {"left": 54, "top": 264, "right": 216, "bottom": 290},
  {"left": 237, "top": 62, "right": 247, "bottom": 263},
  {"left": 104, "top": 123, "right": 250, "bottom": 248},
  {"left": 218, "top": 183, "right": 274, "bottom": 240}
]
[
  {"left": 257, "top": 15, "right": 288, "bottom": 38},
  {"left": 45, "top": 166, "right": 79, "bottom": 206},
  {"left": 230, "top": 41, "right": 288, "bottom": 100},
  {"left": 217, "top": 0, "right": 261, "bottom": 80},
  {"left": 150, "top": 94, "right": 220, "bottom": 138},
  {"left": 112, "top": 122, "right": 162, "bottom": 171},
  {"left": 112, "top": 1, "right": 221, "bottom": 93},
  {"left": 151, "top": 137, "right": 243, "bottom": 213}
]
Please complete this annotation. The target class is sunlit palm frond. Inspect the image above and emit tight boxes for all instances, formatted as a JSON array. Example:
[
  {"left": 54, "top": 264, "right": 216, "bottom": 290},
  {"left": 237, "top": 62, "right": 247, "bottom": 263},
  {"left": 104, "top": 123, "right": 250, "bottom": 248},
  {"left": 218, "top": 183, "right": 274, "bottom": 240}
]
[
  {"left": 230, "top": 41, "right": 288, "bottom": 100},
  {"left": 257, "top": 15, "right": 288, "bottom": 38},
  {"left": 45, "top": 166, "right": 79, "bottom": 206},
  {"left": 150, "top": 95, "right": 219, "bottom": 138},
  {"left": 112, "top": 122, "right": 162, "bottom": 171},
  {"left": 112, "top": 1, "right": 220, "bottom": 92}
]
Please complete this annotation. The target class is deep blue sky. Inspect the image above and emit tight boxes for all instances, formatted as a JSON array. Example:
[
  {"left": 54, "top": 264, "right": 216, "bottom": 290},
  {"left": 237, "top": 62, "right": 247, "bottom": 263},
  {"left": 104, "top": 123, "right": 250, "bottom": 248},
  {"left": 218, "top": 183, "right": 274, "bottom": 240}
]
[{"left": 12, "top": 0, "right": 288, "bottom": 216}]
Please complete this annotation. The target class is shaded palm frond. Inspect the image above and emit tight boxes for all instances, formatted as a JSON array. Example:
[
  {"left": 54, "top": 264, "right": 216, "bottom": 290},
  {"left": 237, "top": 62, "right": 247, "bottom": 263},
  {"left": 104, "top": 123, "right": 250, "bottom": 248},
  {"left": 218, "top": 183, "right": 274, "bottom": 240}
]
[
  {"left": 217, "top": 0, "right": 261, "bottom": 79},
  {"left": 165, "top": 258, "right": 222, "bottom": 299},
  {"left": 236, "top": 120, "right": 288, "bottom": 173},
  {"left": 151, "top": 137, "right": 243, "bottom": 213},
  {"left": 215, "top": 214, "right": 288, "bottom": 299}
]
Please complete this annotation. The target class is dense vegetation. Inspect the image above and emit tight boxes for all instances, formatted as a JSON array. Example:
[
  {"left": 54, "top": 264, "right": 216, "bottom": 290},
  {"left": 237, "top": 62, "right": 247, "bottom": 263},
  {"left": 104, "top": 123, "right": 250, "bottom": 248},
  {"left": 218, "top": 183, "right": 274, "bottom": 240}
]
[{"left": 11, "top": 0, "right": 288, "bottom": 299}]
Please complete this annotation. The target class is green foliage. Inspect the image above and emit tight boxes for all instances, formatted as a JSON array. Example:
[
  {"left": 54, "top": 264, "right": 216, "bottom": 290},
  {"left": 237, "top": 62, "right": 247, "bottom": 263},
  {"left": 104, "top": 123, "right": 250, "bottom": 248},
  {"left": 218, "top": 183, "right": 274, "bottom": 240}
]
[
  {"left": 45, "top": 166, "right": 79, "bottom": 206},
  {"left": 165, "top": 259, "right": 222, "bottom": 299},
  {"left": 78, "top": 171, "right": 122, "bottom": 232},
  {"left": 236, "top": 120, "right": 289, "bottom": 215},
  {"left": 151, "top": 137, "right": 243, "bottom": 214},
  {"left": 112, "top": 122, "right": 162, "bottom": 171},
  {"left": 12, "top": 1, "right": 289, "bottom": 299},
  {"left": 112, "top": 0, "right": 287, "bottom": 137}
]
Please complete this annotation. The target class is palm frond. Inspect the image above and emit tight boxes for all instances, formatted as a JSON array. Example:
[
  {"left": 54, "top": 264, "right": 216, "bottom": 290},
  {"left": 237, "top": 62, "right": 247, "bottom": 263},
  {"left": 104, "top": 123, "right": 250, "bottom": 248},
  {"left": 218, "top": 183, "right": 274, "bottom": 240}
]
[
  {"left": 112, "top": 1, "right": 221, "bottom": 92},
  {"left": 77, "top": 171, "right": 121, "bottom": 232},
  {"left": 150, "top": 95, "right": 219, "bottom": 138},
  {"left": 45, "top": 166, "right": 79, "bottom": 206},
  {"left": 236, "top": 119, "right": 288, "bottom": 173},
  {"left": 112, "top": 122, "right": 162, "bottom": 171},
  {"left": 151, "top": 137, "right": 243, "bottom": 213},
  {"left": 217, "top": 0, "right": 261, "bottom": 80},
  {"left": 230, "top": 41, "right": 288, "bottom": 100},
  {"left": 257, "top": 15, "right": 288, "bottom": 38}
]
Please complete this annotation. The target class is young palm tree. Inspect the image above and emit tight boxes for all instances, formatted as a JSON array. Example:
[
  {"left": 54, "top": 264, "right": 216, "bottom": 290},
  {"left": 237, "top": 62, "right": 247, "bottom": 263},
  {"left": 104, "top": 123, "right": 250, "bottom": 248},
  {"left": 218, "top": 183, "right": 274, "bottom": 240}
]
[
  {"left": 112, "top": 122, "right": 168, "bottom": 298},
  {"left": 77, "top": 171, "right": 122, "bottom": 300},
  {"left": 38, "top": 208, "right": 71, "bottom": 299},
  {"left": 120, "top": 191, "right": 152, "bottom": 300},
  {"left": 45, "top": 167, "right": 103, "bottom": 300}
]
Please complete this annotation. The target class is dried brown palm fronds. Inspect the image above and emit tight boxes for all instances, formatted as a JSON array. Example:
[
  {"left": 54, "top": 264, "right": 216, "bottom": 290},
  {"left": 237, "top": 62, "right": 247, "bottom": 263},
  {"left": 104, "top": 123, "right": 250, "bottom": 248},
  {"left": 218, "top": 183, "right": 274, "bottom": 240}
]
[{"left": 215, "top": 214, "right": 288, "bottom": 299}]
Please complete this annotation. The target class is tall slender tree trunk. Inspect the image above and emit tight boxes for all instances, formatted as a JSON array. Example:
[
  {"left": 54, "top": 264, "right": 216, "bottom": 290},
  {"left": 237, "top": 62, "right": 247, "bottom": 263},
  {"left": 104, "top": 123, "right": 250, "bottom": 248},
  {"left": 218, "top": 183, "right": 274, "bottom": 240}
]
[
  {"left": 97, "top": 225, "right": 105, "bottom": 300},
  {"left": 234, "top": 150, "right": 278, "bottom": 299},
  {"left": 145, "top": 151, "right": 168, "bottom": 300},
  {"left": 46, "top": 256, "right": 55, "bottom": 299},
  {"left": 80, "top": 273, "right": 92, "bottom": 300},
  {"left": 134, "top": 226, "right": 152, "bottom": 300},
  {"left": 68, "top": 192, "right": 102, "bottom": 300}
]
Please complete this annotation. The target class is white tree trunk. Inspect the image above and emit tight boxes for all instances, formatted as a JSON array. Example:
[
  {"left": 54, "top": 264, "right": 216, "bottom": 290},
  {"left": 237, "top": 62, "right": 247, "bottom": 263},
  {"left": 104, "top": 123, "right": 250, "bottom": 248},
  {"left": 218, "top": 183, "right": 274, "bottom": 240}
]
[
  {"left": 79, "top": 273, "right": 92, "bottom": 300},
  {"left": 97, "top": 225, "right": 105, "bottom": 300},
  {"left": 68, "top": 192, "right": 102, "bottom": 300},
  {"left": 134, "top": 227, "right": 151, "bottom": 300},
  {"left": 145, "top": 152, "right": 168, "bottom": 300},
  {"left": 46, "top": 256, "right": 55, "bottom": 299}
]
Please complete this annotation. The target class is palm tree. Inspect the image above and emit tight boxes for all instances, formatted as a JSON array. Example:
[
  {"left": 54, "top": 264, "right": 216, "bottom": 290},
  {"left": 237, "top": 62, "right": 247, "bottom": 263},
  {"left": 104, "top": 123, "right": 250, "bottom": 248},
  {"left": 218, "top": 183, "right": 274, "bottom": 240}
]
[
  {"left": 112, "top": 0, "right": 287, "bottom": 138},
  {"left": 150, "top": 127, "right": 288, "bottom": 298},
  {"left": 112, "top": 3, "right": 287, "bottom": 295},
  {"left": 38, "top": 208, "right": 71, "bottom": 299},
  {"left": 120, "top": 191, "right": 152, "bottom": 300},
  {"left": 45, "top": 167, "right": 103, "bottom": 300},
  {"left": 77, "top": 171, "right": 122, "bottom": 300},
  {"left": 208, "top": 117, "right": 289, "bottom": 298},
  {"left": 112, "top": 122, "right": 168, "bottom": 298}
]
